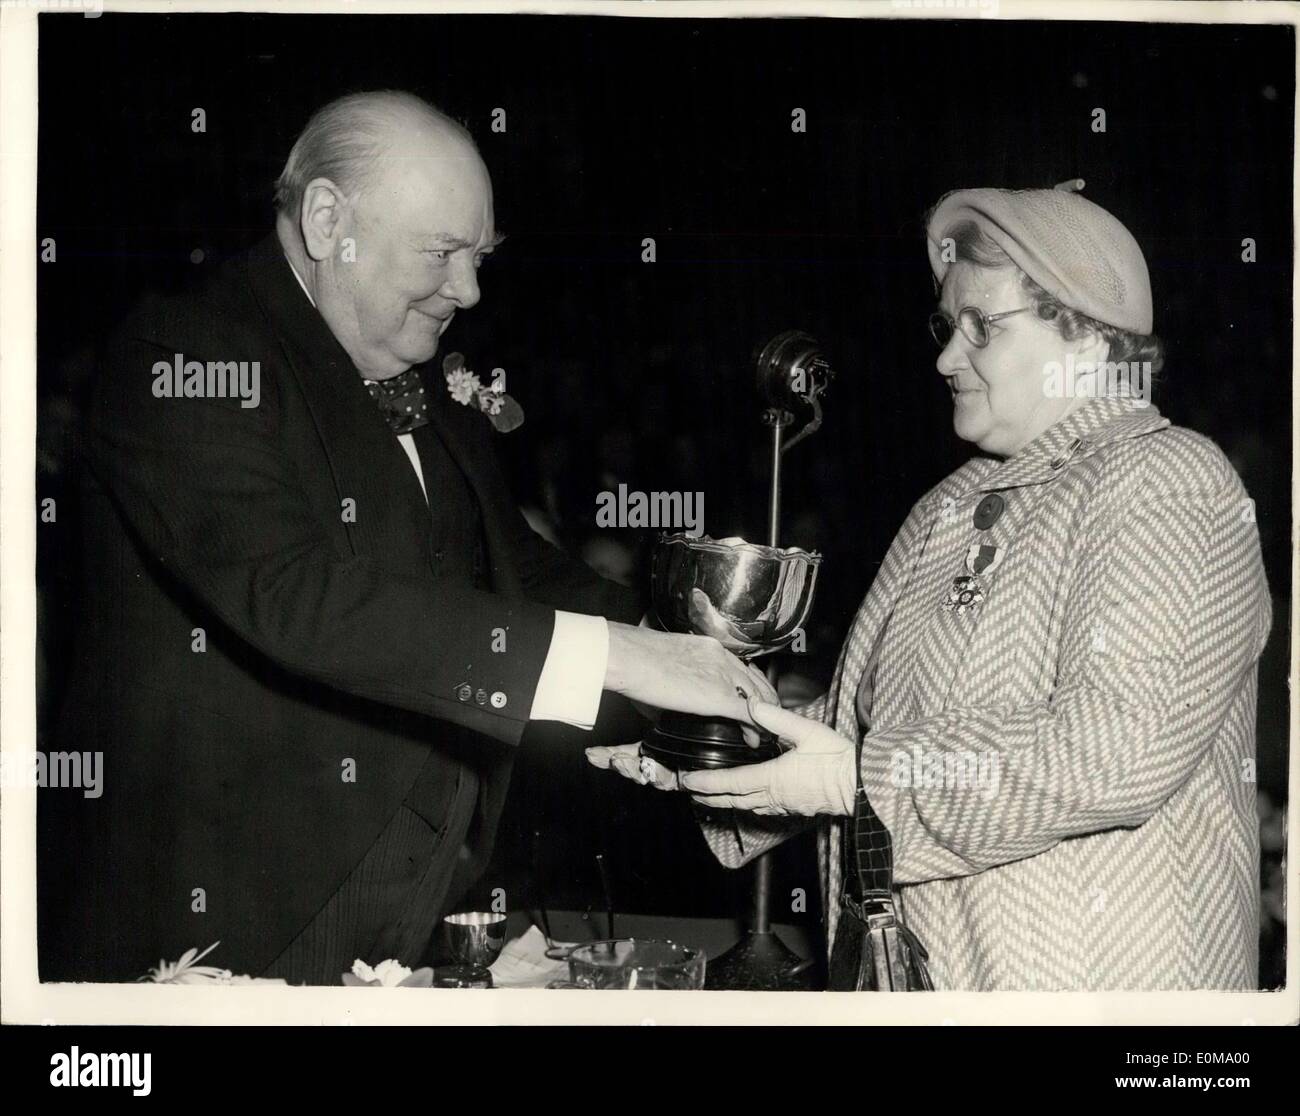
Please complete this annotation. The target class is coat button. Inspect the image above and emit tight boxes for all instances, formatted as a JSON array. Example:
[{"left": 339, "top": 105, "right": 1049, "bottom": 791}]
[
  {"left": 490, "top": 691, "right": 507, "bottom": 709},
  {"left": 455, "top": 683, "right": 472, "bottom": 702},
  {"left": 973, "top": 493, "right": 1005, "bottom": 530},
  {"left": 474, "top": 688, "right": 488, "bottom": 705}
]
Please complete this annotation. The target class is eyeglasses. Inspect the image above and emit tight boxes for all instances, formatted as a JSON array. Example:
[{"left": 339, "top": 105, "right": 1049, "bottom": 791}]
[{"left": 928, "top": 305, "right": 1032, "bottom": 349}]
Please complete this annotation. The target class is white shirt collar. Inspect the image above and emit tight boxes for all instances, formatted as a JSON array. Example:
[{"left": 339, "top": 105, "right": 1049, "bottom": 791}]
[
  {"left": 284, "top": 254, "right": 316, "bottom": 308},
  {"left": 284, "top": 252, "right": 389, "bottom": 392}
]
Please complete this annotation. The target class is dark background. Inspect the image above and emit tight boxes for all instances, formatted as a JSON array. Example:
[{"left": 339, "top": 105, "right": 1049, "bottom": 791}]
[{"left": 35, "top": 13, "right": 1292, "bottom": 983}]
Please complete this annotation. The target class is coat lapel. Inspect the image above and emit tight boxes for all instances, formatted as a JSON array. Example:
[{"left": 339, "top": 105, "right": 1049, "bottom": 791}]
[
  {"left": 891, "top": 398, "right": 1171, "bottom": 716},
  {"left": 978, "top": 397, "right": 1169, "bottom": 492}
]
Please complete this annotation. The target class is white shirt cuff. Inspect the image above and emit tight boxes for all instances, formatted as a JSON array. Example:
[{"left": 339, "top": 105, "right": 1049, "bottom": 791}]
[{"left": 528, "top": 612, "right": 609, "bottom": 730}]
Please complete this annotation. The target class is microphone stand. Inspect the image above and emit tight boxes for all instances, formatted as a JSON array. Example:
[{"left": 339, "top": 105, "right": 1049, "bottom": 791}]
[{"left": 704, "top": 332, "right": 831, "bottom": 991}]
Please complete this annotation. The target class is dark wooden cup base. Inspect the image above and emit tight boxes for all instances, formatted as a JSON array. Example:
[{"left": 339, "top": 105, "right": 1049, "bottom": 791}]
[{"left": 643, "top": 713, "right": 782, "bottom": 772}]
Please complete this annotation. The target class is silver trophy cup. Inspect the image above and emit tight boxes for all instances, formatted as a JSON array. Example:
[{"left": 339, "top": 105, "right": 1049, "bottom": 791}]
[{"left": 642, "top": 533, "right": 821, "bottom": 771}]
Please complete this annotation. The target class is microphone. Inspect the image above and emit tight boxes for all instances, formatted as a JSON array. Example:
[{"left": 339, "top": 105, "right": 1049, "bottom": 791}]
[{"left": 754, "top": 330, "right": 834, "bottom": 451}]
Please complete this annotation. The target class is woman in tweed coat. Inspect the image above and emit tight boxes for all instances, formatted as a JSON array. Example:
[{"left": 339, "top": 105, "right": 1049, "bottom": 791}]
[{"left": 590, "top": 186, "right": 1271, "bottom": 990}]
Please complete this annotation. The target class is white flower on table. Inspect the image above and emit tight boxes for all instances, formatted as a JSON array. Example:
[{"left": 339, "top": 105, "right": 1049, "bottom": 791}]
[
  {"left": 351, "top": 958, "right": 411, "bottom": 987},
  {"left": 344, "top": 957, "right": 434, "bottom": 987},
  {"left": 140, "top": 941, "right": 285, "bottom": 984},
  {"left": 142, "top": 941, "right": 230, "bottom": 984}
]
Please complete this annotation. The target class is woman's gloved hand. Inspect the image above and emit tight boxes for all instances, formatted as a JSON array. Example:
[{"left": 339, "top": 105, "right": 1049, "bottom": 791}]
[
  {"left": 678, "top": 695, "right": 857, "bottom": 817},
  {"left": 585, "top": 742, "right": 681, "bottom": 790},
  {"left": 586, "top": 696, "right": 858, "bottom": 818}
]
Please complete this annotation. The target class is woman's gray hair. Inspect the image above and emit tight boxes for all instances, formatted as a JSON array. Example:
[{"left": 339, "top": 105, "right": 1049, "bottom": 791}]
[
  {"left": 941, "top": 218, "right": 1166, "bottom": 375},
  {"left": 273, "top": 90, "right": 475, "bottom": 219}
]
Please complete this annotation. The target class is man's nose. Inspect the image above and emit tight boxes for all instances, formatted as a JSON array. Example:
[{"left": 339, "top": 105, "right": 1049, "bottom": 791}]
[{"left": 440, "top": 256, "right": 481, "bottom": 310}]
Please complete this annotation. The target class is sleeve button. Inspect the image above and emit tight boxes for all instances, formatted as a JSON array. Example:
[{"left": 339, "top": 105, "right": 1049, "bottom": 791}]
[
  {"left": 474, "top": 688, "right": 488, "bottom": 705},
  {"left": 455, "top": 683, "right": 472, "bottom": 702},
  {"left": 490, "top": 691, "right": 507, "bottom": 709}
]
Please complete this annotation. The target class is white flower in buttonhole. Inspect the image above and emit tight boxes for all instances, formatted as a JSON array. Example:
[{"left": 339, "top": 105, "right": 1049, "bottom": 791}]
[
  {"left": 443, "top": 352, "right": 525, "bottom": 432},
  {"left": 445, "top": 365, "right": 504, "bottom": 416},
  {"left": 477, "top": 384, "right": 504, "bottom": 416},
  {"left": 445, "top": 367, "right": 481, "bottom": 406}
]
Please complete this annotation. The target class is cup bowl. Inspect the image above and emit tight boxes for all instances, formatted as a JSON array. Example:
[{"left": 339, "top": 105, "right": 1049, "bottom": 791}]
[
  {"left": 442, "top": 911, "right": 508, "bottom": 969},
  {"left": 650, "top": 533, "right": 821, "bottom": 658}
]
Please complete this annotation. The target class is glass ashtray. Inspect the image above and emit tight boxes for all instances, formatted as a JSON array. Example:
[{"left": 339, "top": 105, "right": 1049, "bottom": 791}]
[{"left": 547, "top": 938, "right": 705, "bottom": 990}]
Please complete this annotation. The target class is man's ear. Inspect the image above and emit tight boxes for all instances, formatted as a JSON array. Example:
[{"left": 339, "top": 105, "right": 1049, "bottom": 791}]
[{"left": 299, "top": 178, "right": 348, "bottom": 262}]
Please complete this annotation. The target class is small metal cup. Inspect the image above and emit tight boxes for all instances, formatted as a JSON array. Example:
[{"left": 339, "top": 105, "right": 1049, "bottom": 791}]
[{"left": 440, "top": 911, "right": 508, "bottom": 987}]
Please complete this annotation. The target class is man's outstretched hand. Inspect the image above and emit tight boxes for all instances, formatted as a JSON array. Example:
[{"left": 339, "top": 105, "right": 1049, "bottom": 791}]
[{"left": 603, "top": 621, "right": 776, "bottom": 727}]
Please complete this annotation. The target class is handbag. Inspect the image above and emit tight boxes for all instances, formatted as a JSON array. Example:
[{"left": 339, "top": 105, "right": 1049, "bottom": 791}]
[
  {"left": 829, "top": 893, "right": 934, "bottom": 991},
  {"left": 828, "top": 601, "right": 935, "bottom": 991}
]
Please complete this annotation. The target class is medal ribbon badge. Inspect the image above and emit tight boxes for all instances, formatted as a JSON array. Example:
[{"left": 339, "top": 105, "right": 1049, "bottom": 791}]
[{"left": 941, "top": 543, "right": 1004, "bottom": 614}]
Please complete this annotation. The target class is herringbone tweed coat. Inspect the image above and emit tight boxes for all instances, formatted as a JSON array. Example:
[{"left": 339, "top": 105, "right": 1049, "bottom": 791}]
[{"left": 703, "top": 396, "right": 1271, "bottom": 990}]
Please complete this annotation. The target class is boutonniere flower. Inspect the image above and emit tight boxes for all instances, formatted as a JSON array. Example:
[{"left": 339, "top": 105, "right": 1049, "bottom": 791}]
[
  {"left": 442, "top": 352, "right": 525, "bottom": 433},
  {"left": 343, "top": 958, "right": 434, "bottom": 988}
]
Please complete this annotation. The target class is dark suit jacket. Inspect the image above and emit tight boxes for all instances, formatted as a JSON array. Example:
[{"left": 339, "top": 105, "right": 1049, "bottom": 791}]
[{"left": 39, "top": 235, "right": 641, "bottom": 981}]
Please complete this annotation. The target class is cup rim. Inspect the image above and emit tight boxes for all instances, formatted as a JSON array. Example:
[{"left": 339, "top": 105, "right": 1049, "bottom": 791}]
[
  {"left": 657, "top": 531, "right": 822, "bottom": 564},
  {"left": 443, "top": 910, "right": 508, "bottom": 927}
]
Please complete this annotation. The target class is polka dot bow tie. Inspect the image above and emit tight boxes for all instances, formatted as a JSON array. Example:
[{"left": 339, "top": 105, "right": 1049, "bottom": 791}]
[{"left": 363, "top": 367, "right": 431, "bottom": 435}]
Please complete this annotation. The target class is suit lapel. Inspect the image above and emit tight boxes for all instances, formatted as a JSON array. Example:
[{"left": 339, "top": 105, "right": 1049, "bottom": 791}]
[
  {"left": 244, "top": 233, "right": 524, "bottom": 598},
  {"left": 243, "top": 236, "right": 435, "bottom": 569},
  {"left": 422, "top": 380, "right": 525, "bottom": 598}
]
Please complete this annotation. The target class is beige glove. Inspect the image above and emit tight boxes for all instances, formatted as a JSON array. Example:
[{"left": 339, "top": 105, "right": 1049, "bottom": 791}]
[{"left": 678, "top": 696, "right": 857, "bottom": 817}]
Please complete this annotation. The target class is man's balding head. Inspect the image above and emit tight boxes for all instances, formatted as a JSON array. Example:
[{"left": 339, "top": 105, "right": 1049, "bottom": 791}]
[
  {"left": 274, "top": 90, "right": 500, "bottom": 380},
  {"left": 274, "top": 90, "right": 477, "bottom": 219}
]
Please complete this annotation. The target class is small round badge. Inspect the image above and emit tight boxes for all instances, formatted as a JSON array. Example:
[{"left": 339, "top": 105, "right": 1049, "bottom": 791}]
[{"left": 973, "top": 494, "right": 1005, "bottom": 530}]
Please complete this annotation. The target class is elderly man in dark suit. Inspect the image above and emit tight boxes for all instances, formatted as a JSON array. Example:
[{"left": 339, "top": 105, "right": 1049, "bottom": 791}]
[{"left": 38, "top": 90, "right": 767, "bottom": 984}]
